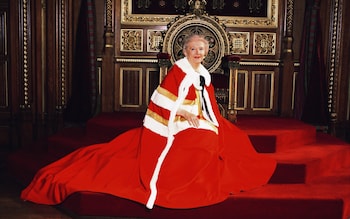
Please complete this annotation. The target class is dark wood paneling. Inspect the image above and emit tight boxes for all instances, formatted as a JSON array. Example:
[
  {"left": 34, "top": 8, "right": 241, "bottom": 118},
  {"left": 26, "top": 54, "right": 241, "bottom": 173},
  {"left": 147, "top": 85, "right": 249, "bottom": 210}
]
[
  {"left": 252, "top": 72, "right": 273, "bottom": 109},
  {"left": 121, "top": 68, "right": 141, "bottom": 106},
  {"left": 0, "top": 10, "right": 8, "bottom": 109},
  {"left": 0, "top": 1, "right": 11, "bottom": 151},
  {"left": 236, "top": 71, "right": 247, "bottom": 109}
]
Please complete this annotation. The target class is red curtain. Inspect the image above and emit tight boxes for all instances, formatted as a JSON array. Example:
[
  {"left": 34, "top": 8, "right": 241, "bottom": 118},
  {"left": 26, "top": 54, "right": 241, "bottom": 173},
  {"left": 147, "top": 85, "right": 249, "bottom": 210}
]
[
  {"left": 294, "top": 0, "right": 329, "bottom": 126},
  {"left": 64, "top": 0, "right": 97, "bottom": 123}
]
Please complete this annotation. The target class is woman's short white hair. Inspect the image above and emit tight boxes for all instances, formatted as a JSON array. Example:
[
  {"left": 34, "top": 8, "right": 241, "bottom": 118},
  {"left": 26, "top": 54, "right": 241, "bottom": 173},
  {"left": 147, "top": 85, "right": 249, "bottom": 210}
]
[{"left": 182, "top": 34, "right": 209, "bottom": 55}]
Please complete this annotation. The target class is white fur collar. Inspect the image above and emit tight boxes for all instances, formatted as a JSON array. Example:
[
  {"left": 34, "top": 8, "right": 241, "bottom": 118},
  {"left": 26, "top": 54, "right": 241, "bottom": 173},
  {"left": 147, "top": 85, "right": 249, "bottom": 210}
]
[{"left": 175, "top": 58, "right": 211, "bottom": 89}]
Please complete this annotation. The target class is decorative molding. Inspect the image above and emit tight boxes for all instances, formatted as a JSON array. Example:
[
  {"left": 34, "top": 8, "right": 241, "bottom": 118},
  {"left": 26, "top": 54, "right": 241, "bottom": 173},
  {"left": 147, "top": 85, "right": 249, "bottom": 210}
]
[
  {"left": 115, "top": 57, "right": 158, "bottom": 63},
  {"left": 328, "top": 0, "right": 341, "bottom": 123},
  {"left": 120, "top": 29, "right": 143, "bottom": 52},
  {"left": 121, "top": 0, "right": 174, "bottom": 25},
  {"left": 253, "top": 32, "right": 276, "bottom": 55},
  {"left": 240, "top": 60, "right": 280, "bottom": 66},
  {"left": 147, "top": 29, "right": 164, "bottom": 52},
  {"left": 121, "top": 0, "right": 278, "bottom": 28},
  {"left": 285, "top": 0, "right": 294, "bottom": 36},
  {"left": 56, "top": 0, "right": 67, "bottom": 109},
  {"left": 228, "top": 32, "right": 250, "bottom": 55},
  {"left": 105, "top": 0, "right": 113, "bottom": 31},
  {"left": 20, "top": 0, "right": 31, "bottom": 109},
  {"left": 115, "top": 56, "right": 280, "bottom": 66},
  {"left": 218, "top": 0, "right": 278, "bottom": 28}
]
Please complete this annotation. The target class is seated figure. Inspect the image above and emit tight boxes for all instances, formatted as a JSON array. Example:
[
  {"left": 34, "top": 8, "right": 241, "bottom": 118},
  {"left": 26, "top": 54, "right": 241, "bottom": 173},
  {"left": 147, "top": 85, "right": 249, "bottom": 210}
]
[{"left": 21, "top": 34, "right": 276, "bottom": 210}]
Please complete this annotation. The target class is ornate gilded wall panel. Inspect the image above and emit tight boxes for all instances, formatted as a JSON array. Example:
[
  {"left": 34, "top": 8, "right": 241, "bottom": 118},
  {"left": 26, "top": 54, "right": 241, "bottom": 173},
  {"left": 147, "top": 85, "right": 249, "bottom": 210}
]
[
  {"left": 228, "top": 32, "right": 250, "bottom": 55},
  {"left": 121, "top": 0, "right": 278, "bottom": 28},
  {"left": 147, "top": 29, "right": 164, "bottom": 52},
  {"left": 253, "top": 32, "right": 276, "bottom": 55},
  {"left": 119, "top": 67, "right": 142, "bottom": 107},
  {"left": 251, "top": 71, "right": 274, "bottom": 111},
  {"left": 120, "top": 29, "right": 143, "bottom": 52},
  {"left": 113, "top": 0, "right": 284, "bottom": 114}
]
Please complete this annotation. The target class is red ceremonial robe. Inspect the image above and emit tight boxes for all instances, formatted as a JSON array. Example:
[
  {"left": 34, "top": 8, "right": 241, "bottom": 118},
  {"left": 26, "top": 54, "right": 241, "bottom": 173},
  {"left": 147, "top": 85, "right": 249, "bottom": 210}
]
[{"left": 21, "top": 58, "right": 277, "bottom": 209}]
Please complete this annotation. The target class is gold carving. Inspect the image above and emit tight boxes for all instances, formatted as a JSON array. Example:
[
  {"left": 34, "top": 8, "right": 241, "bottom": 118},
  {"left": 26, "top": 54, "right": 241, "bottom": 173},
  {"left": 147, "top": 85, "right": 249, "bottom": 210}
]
[
  {"left": 120, "top": 29, "right": 143, "bottom": 52},
  {"left": 328, "top": 0, "right": 340, "bottom": 120},
  {"left": 60, "top": 0, "right": 66, "bottom": 107},
  {"left": 286, "top": 0, "right": 294, "bottom": 35},
  {"left": 253, "top": 32, "right": 276, "bottom": 55},
  {"left": 121, "top": 0, "right": 278, "bottom": 28},
  {"left": 121, "top": 0, "right": 174, "bottom": 25},
  {"left": 228, "top": 32, "right": 250, "bottom": 55},
  {"left": 21, "top": 0, "right": 31, "bottom": 109},
  {"left": 147, "top": 30, "right": 164, "bottom": 52},
  {"left": 106, "top": 0, "right": 113, "bottom": 30}
]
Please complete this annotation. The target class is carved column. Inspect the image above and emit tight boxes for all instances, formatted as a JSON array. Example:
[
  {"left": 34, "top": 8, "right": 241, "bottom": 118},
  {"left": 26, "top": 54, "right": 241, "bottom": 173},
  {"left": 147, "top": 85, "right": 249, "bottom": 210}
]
[
  {"left": 280, "top": 0, "right": 294, "bottom": 117},
  {"left": 101, "top": 0, "right": 114, "bottom": 112},
  {"left": 17, "top": 0, "right": 34, "bottom": 149},
  {"left": 226, "top": 55, "right": 240, "bottom": 123},
  {"left": 328, "top": 0, "right": 342, "bottom": 134},
  {"left": 157, "top": 52, "right": 171, "bottom": 83}
]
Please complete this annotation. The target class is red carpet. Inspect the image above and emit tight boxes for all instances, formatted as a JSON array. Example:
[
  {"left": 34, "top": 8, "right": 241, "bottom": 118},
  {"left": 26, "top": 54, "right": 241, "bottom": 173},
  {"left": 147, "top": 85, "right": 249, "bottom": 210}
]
[{"left": 6, "top": 113, "right": 350, "bottom": 219}]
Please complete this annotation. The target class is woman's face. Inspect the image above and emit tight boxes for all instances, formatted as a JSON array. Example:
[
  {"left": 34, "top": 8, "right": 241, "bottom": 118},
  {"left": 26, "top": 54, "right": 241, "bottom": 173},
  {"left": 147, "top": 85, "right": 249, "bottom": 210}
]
[{"left": 183, "top": 37, "right": 207, "bottom": 68}]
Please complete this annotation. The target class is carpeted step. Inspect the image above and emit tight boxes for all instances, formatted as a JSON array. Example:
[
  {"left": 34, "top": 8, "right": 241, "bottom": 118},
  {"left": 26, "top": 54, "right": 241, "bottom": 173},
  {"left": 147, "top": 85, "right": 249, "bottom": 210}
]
[
  {"left": 311, "top": 167, "right": 350, "bottom": 184},
  {"left": 269, "top": 144, "right": 350, "bottom": 183},
  {"left": 85, "top": 113, "right": 318, "bottom": 154},
  {"left": 47, "top": 126, "right": 104, "bottom": 158},
  {"left": 6, "top": 150, "right": 57, "bottom": 185},
  {"left": 60, "top": 183, "right": 350, "bottom": 219},
  {"left": 236, "top": 116, "right": 317, "bottom": 153},
  {"left": 85, "top": 112, "right": 144, "bottom": 141},
  {"left": 5, "top": 114, "right": 350, "bottom": 219}
]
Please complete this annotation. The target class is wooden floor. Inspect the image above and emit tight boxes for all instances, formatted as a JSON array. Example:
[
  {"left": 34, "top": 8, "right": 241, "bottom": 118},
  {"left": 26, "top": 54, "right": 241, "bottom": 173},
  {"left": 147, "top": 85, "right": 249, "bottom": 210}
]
[
  {"left": 0, "top": 169, "right": 72, "bottom": 218},
  {"left": 0, "top": 152, "right": 142, "bottom": 219},
  {"left": 0, "top": 177, "right": 147, "bottom": 219}
]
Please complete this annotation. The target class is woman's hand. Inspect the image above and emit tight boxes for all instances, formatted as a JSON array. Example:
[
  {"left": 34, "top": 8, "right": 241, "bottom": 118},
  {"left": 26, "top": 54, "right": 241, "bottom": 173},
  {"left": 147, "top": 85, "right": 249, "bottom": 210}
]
[{"left": 177, "top": 109, "right": 200, "bottom": 128}]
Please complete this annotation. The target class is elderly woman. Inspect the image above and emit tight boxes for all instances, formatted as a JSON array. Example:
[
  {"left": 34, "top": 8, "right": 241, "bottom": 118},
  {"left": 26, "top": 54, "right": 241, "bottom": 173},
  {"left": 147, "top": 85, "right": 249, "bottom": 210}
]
[{"left": 21, "top": 34, "right": 276, "bottom": 209}]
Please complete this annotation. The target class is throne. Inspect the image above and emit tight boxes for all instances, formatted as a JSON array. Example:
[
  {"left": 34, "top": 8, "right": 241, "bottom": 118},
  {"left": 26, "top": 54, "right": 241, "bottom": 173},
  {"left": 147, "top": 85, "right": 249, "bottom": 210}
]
[{"left": 158, "top": 0, "right": 239, "bottom": 122}]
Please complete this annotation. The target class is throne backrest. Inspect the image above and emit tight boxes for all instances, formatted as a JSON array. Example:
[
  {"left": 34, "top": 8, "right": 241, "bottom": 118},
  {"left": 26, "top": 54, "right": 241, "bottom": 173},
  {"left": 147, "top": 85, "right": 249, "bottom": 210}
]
[{"left": 161, "top": 13, "right": 230, "bottom": 74}]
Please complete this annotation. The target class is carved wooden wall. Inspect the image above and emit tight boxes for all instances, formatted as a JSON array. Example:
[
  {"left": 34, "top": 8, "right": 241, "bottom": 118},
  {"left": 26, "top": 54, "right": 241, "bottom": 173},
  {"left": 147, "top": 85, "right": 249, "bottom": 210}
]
[
  {"left": 0, "top": 1, "right": 10, "bottom": 151},
  {"left": 1, "top": 0, "right": 349, "bottom": 151},
  {"left": 0, "top": 0, "right": 77, "bottom": 151},
  {"left": 106, "top": 0, "right": 286, "bottom": 116}
]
